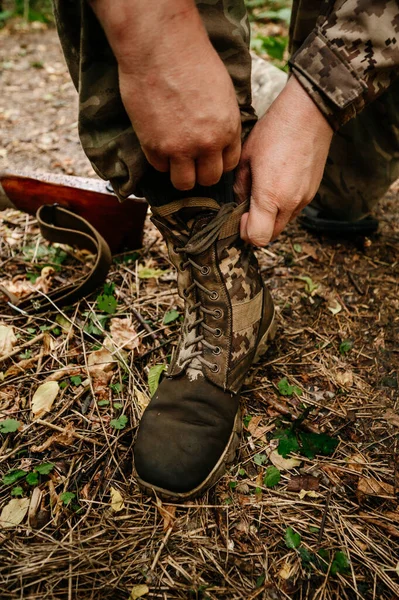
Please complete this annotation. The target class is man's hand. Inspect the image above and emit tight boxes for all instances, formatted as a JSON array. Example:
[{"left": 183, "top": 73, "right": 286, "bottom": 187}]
[
  {"left": 90, "top": 0, "right": 241, "bottom": 191},
  {"left": 236, "top": 76, "right": 333, "bottom": 246}
]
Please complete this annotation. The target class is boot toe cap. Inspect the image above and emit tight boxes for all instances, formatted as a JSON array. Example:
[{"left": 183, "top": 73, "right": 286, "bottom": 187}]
[{"left": 133, "top": 377, "right": 240, "bottom": 495}]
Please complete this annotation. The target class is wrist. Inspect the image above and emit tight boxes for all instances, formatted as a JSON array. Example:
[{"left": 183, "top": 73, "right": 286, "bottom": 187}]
[
  {"left": 89, "top": 0, "right": 207, "bottom": 75},
  {"left": 286, "top": 75, "right": 334, "bottom": 136}
]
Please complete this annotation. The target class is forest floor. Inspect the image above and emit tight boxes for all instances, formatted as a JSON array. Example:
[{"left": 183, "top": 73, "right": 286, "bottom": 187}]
[{"left": 1, "top": 22, "right": 399, "bottom": 600}]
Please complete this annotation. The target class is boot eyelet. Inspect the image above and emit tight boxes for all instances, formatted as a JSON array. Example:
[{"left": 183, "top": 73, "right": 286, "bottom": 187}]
[
  {"left": 213, "top": 309, "right": 223, "bottom": 319},
  {"left": 173, "top": 245, "right": 178, "bottom": 253},
  {"left": 212, "top": 346, "right": 221, "bottom": 355},
  {"left": 210, "top": 364, "right": 220, "bottom": 373},
  {"left": 183, "top": 289, "right": 189, "bottom": 297},
  {"left": 201, "top": 266, "right": 210, "bottom": 276},
  {"left": 179, "top": 262, "right": 186, "bottom": 271},
  {"left": 214, "top": 328, "right": 222, "bottom": 338},
  {"left": 210, "top": 291, "right": 219, "bottom": 300}
]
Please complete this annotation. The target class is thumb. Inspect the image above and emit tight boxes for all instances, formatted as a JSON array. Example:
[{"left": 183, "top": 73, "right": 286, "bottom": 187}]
[{"left": 241, "top": 195, "right": 277, "bottom": 247}]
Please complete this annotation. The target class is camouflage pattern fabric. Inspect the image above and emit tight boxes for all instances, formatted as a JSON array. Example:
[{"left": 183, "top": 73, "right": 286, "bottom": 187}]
[
  {"left": 52, "top": 0, "right": 255, "bottom": 200},
  {"left": 289, "top": 0, "right": 399, "bottom": 131},
  {"left": 150, "top": 198, "right": 274, "bottom": 393}
]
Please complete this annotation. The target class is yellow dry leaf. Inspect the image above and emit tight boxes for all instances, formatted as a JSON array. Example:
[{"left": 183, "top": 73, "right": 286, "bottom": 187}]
[
  {"left": 0, "top": 498, "right": 30, "bottom": 528},
  {"left": 110, "top": 487, "right": 125, "bottom": 512},
  {"left": 129, "top": 585, "right": 149, "bottom": 600},
  {"left": 31, "top": 381, "right": 59, "bottom": 418},
  {"left": 269, "top": 449, "right": 301, "bottom": 471},
  {"left": 0, "top": 324, "right": 17, "bottom": 355},
  {"left": 336, "top": 370, "right": 354, "bottom": 387},
  {"left": 135, "top": 390, "right": 150, "bottom": 415},
  {"left": 327, "top": 298, "right": 342, "bottom": 315},
  {"left": 278, "top": 563, "right": 293, "bottom": 580},
  {"left": 298, "top": 489, "right": 320, "bottom": 500}
]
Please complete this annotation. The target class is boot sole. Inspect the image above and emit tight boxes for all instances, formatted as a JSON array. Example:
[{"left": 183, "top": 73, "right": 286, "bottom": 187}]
[{"left": 135, "top": 314, "right": 276, "bottom": 502}]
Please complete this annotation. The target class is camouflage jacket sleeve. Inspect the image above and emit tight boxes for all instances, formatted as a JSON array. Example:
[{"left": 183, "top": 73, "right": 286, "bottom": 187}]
[{"left": 288, "top": 0, "right": 399, "bottom": 130}]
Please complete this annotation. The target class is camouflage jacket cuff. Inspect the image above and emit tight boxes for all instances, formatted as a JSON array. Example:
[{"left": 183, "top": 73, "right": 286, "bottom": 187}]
[{"left": 289, "top": 30, "right": 368, "bottom": 130}]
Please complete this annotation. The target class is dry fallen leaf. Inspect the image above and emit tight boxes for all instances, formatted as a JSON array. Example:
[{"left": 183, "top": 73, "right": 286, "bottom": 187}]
[
  {"left": 28, "top": 488, "right": 43, "bottom": 527},
  {"left": 327, "top": 298, "right": 342, "bottom": 315},
  {"left": 357, "top": 476, "right": 395, "bottom": 503},
  {"left": 287, "top": 475, "right": 320, "bottom": 492},
  {"left": 110, "top": 487, "right": 125, "bottom": 513},
  {"left": 129, "top": 584, "right": 149, "bottom": 600},
  {"left": 383, "top": 409, "right": 399, "bottom": 428},
  {"left": 301, "top": 242, "right": 318, "bottom": 261},
  {"left": 31, "top": 422, "right": 75, "bottom": 452},
  {"left": 1, "top": 266, "right": 55, "bottom": 300},
  {"left": 269, "top": 449, "right": 301, "bottom": 471},
  {"left": 298, "top": 489, "right": 321, "bottom": 500},
  {"left": 108, "top": 318, "right": 141, "bottom": 352},
  {"left": 278, "top": 562, "right": 293, "bottom": 580},
  {"left": 156, "top": 498, "right": 177, "bottom": 531},
  {"left": 247, "top": 415, "right": 262, "bottom": 434},
  {"left": 135, "top": 390, "right": 150, "bottom": 415},
  {"left": 0, "top": 324, "right": 17, "bottom": 356},
  {"left": 347, "top": 453, "right": 366, "bottom": 474},
  {"left": 336, "top": 370, "right": 354, "bottom": 388},
  {"left": 0, "top": 498, "right": 30, "bottom": 529},
  {"left": 31, "top": 381, "right": 59, "bottom": 418},
  {"left": 5, "top": 357, "right": 38, "bottom": 378},
  {"left": 88, "top": 348, "right": 117, "bottom": 372}
]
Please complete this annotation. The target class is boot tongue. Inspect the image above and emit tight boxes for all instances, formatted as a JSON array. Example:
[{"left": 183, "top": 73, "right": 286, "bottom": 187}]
[{"left": 177, "top": 207, "right": 217, "bottom": 231}]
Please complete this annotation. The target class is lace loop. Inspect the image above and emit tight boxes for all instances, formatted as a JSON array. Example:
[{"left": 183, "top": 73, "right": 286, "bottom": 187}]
[{"left": 176, "top": 203, "right": 237, "bottom": 371}]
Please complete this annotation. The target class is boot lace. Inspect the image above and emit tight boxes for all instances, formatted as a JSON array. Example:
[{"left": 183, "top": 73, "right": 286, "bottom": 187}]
[{"left": 175, "top": 203, "right": 236, "bottom": 372}]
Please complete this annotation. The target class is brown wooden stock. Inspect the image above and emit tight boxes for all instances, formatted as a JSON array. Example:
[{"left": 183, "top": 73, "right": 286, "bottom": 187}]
[{"left": 0, "top": 171, "right": 148, "bottom": 253}]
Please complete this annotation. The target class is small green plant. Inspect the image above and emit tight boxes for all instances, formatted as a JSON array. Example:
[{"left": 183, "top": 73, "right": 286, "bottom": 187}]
[
  {"left": 253, "top": 453, "right": 267, "bottom": 466},
  {"left": 110, "top": 415, "right": 128, "bottom": 430},
  {"left": 297, "top": 276, "right": 319, "bottom": 295},
  {"left": 70, "top": 375, "right": 82, "bottom": 386},
  {"left": 285, "top": 527, "right": 301, "bottom": 549},
  {"left": 339, "top": 340, "right": 354, "bottom": 355},
  {"left": 1, "top": 463, "right": 55, "bottom": 487},
  {"left": 96, "top": 294, "right": 117, "bottom": 314},
  {"left": 60, "top": 491, "right": 76, "bottom": 506},
  {"left": 148, "top": 364, "right": 167, "bottom": 396},
  {"left": 109, "top": 382, "right": 122, "bottom": 394},
  {"left": 0, "top": 419, "right": 21, "bottom": 434},
  {"left": 263, "top": 466, "right": 281, "bottom": 488},
  {"left": 277, "top": 377, "right": 302, "bottom": 397},
  {"left": 163, "top": 309, "right": 180, "bottom": 325}
]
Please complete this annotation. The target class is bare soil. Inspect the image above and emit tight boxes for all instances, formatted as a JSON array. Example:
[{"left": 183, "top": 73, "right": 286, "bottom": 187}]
[{"left": 1, "top": 23, "right": 399, "bottom": 600}]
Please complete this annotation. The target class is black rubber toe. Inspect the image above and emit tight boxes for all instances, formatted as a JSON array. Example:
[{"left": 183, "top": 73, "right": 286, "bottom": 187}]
[{"left": 133, "top": 375, "right": 239, "bottom": 494}]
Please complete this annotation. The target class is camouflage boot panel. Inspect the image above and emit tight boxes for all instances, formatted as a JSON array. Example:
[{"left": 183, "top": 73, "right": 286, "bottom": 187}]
[{"left": 151, "top": 199, "right": 274, "bottom": 394}]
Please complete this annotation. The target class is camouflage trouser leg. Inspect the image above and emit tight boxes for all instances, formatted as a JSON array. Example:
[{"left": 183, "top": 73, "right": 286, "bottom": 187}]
[
  {"left": 52, "top": 0, "right": 255, "bottom": 200},
  {"left": 316, "top": 80, "right": 399, "bottom": 220},
  {"left": 290, "top": 0, "right": 399, "bottom": 220}
]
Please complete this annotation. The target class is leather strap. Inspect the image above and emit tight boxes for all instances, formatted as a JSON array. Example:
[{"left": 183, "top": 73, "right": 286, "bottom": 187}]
[{"left": 1, "top": 205, "right": 112, "bottom": 314}]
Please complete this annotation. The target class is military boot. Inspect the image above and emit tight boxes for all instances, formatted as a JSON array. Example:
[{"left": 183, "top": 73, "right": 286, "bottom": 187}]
[{"left": 133, "top": 198, "right": 275, "bottom": 500}]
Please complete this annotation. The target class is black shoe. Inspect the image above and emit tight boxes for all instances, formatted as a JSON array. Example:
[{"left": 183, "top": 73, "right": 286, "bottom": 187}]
[{"left": 298, "top": 205, "right": 379, "bottom": 236}]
